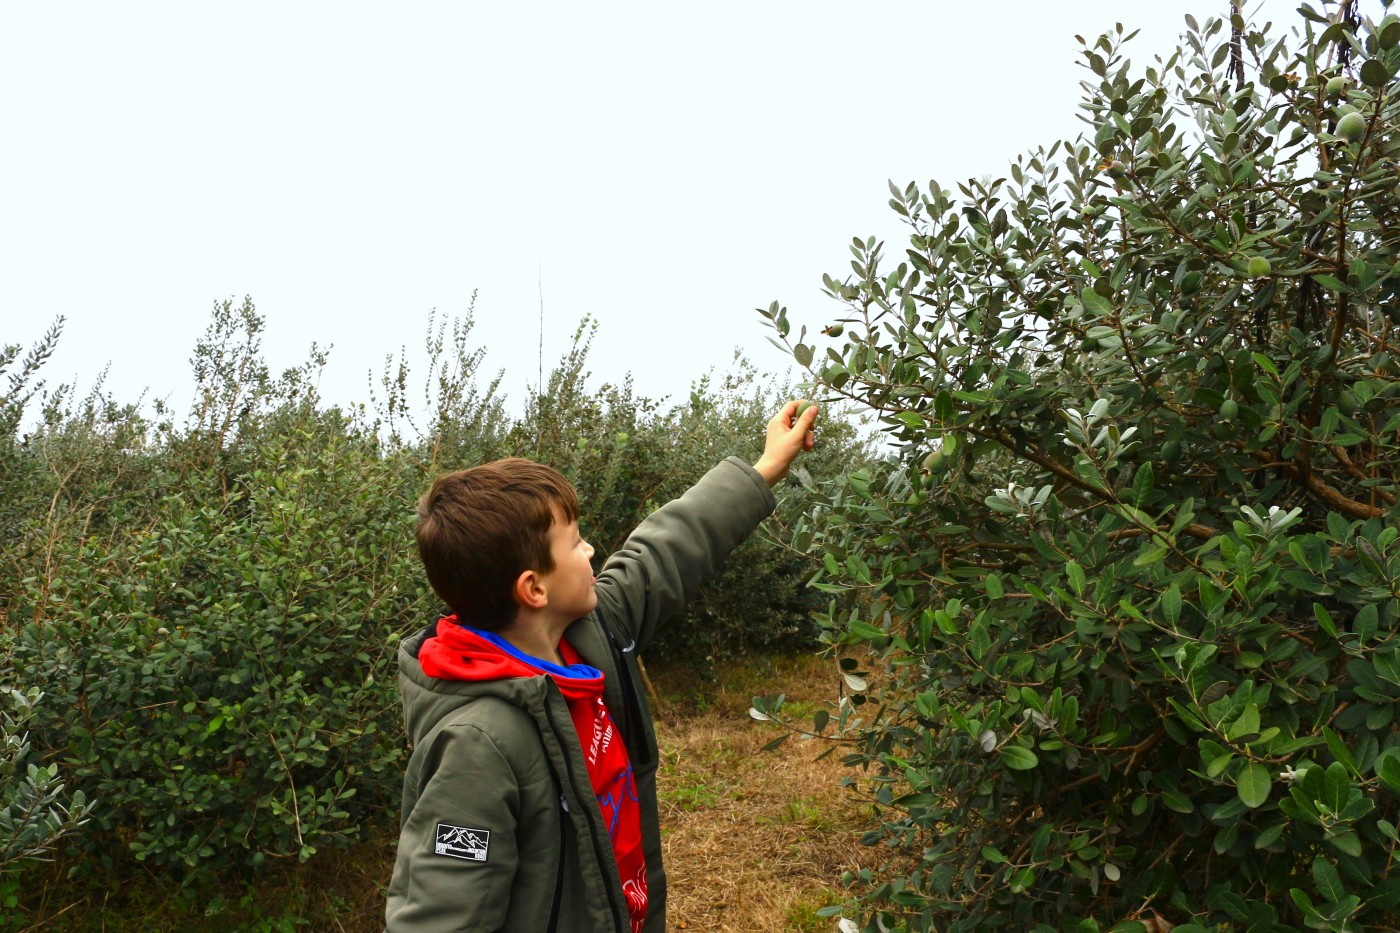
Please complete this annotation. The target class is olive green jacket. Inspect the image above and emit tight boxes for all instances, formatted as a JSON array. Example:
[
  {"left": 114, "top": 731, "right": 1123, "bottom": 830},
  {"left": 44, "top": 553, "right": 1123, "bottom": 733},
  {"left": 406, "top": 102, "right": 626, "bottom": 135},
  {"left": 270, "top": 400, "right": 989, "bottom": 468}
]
[{"left": 385, "top": 457, "right": 776, "bottom": 932}]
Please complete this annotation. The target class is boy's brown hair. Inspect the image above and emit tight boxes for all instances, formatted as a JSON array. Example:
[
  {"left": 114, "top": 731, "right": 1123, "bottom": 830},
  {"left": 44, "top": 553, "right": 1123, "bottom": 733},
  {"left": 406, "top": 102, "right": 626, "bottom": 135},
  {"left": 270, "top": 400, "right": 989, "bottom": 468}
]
[{"left": 415, "top": 458, "right": 581, "bottom": 630}]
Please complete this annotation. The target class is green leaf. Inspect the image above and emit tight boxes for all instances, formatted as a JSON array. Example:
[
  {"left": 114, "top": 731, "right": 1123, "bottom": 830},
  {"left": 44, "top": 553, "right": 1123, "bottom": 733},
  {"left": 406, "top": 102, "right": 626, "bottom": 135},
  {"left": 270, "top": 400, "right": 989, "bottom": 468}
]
[
  {"left": 1205, "top": 749, "right": 1236, "bottom": 780},
  {"left": 1132, "top": 462, "right": 1155, "bottom": 506},
  {"left": 1313, "top": 602, "right": 1339, "bottom": 638},
  {"left": 1375, "top": 747, "right": 1400, "bottom": 794},
  {"left": 1237, "top": 762, "right": 1272, "bottom": 808},
  {"left": 1000, "top": 746, "right": 1039, "bottom": 770},
  {"left": 1226, "top": 705, "right": 1261, "bottom": 742},
  {"left": 1008, "top": 866, "right": 1035, "bottom": 893},
  {"left": 1133, "top": 547, "right": 1168, "bottom": 567},
  {"left": 1323, "top": 727, "right": 1359, "bottom": 777},
  {"left": 1160, "top": 787, "right": 1195, "bottom": 813},
  {"left": 1324, "top": 761, "right": 1349, "bottom": 812},
  {"left": 1213, "top": 822, "right": 1238, "bottom": 854},
  {"left": 1254, "top": 821, "right": 1286, "bottom": 849},
  {"left": 1198, "top": 681, "right": 1230, "bottom": 705},
  {"left": 1066, "top": 561, "right": 1087, "bottom": 597},
  {"left": 935, "top": 390, "right": 953, "bottom": 423},
  {"left": 1312, "top": 274, "right": 1348, "bottom": 294},
  {"left": 1374, "top": 650, "right": 1400, "bottom": 687},
  {"left": 1326, "top": 830, "right": 1362, "bottom": 858},
  {"left": 1290, "top": 887, "right": 1319, "bottom": 917},
  {"left": 847, "top": 620, "right": 885, "bottom": 642},
  {"left": 1312, "top": 856, "right": 1346, "bottom": 905},
  {"left": 1160, "top": 584, "right": 1182, "bottom": 627},
  {"left": 1081, "top": 286, "right": 1113, "bottom": 317},
  {"left": 1360, "top": 58, "right": 1390, "bottom": 88}
]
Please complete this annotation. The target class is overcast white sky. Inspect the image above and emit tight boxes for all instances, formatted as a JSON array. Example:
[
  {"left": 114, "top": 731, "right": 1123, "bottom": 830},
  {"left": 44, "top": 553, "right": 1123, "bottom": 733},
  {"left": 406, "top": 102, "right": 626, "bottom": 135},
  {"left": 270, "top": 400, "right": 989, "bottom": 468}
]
[{"left": 2, "top": 1, "right": 1331, "bottom": 426}]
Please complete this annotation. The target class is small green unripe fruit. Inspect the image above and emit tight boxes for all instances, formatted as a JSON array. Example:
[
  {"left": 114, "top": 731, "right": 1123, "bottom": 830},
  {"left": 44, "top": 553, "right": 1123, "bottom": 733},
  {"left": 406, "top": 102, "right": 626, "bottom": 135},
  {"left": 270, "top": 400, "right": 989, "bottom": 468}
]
[
  {"left": 795, "top": 400, "right": 814, "bottom": 418},
  {"left": 921, "top": 449, "right": 948, "bottom": 475},
  {"left": 1080, "top": 337, "right": 1097, "bottom": 352},
  {"left": 1163, "top": 440, "right": 1183, "bottom": 463},
  {"left": 1220, "top": 399, "right": 1239, "bottom": 420},
  {"left": 823, "top": 323, "right": 844, "bottom": 337},
  {"left": 1247, "top": 256, "right": 1272, "bottom": 278},
  {"left": 1106, "top": 160, "right": 1128, "bottom": 179},
  {"left": 1326, "top": 76, "right": 1346, "bottom": 97},
  {"left": 1337, "top": 111, "right": 1367, "bottom": 143}
]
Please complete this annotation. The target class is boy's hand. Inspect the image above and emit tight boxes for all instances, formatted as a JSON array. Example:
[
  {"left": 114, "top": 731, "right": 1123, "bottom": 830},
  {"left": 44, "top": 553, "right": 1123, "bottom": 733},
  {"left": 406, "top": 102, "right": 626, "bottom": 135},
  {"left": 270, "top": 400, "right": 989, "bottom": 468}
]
[{"left": 753, "top": 400, "right": 819, "bottom": 487}]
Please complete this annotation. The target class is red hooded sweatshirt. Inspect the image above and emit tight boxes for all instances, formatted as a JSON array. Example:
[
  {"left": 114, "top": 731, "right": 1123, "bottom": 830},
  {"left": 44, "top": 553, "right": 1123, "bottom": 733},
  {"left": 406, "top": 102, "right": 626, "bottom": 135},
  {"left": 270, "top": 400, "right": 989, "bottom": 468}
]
[{"left": 419, "top": 617, "right": 649, "bottom": 933}]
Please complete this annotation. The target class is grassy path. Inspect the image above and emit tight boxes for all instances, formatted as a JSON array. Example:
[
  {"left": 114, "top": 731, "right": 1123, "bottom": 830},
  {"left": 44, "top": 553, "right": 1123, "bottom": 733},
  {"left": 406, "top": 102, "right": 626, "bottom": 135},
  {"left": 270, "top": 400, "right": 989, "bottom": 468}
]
[{"left": 651, "top": 654, "right": 867, "bottom": 931}]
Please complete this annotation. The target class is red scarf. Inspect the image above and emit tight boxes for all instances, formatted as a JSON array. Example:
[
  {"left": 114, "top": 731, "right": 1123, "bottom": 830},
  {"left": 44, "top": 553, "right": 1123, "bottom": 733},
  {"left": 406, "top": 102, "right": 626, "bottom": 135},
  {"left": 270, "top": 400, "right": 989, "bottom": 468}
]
[{"left": 420, "top": 618, "right": 649, "bottom": 932}]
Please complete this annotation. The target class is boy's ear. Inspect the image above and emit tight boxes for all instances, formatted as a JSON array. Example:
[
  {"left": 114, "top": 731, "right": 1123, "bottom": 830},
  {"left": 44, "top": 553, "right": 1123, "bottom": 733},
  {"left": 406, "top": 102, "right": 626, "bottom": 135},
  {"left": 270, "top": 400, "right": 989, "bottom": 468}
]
[{"left": 513, "top": 568, "right": 549, "bottom": 611}]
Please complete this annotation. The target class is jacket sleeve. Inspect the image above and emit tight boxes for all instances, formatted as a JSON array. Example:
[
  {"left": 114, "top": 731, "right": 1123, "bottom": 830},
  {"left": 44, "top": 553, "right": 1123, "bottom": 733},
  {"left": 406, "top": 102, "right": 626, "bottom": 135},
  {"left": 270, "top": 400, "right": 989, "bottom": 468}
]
[
  {"left": 593, "top": 456, "right": 776, "bottom": 651},
  {"left": 385, "top": 721, "right": 533, "bottom": 933}
]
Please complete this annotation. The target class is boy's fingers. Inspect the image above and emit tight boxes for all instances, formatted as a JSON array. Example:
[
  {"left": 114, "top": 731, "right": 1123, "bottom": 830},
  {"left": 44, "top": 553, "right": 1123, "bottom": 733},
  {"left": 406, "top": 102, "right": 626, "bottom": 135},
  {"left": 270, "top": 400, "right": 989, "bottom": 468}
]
[
  {"left": 794, "top": 403, "right": 818, "bottom": 439},
  {"left": 770, "top": 401, "right": 817, "bottom": 453},
  {"left": 786, "top": 400, "right": 818, "bottom": 430}
]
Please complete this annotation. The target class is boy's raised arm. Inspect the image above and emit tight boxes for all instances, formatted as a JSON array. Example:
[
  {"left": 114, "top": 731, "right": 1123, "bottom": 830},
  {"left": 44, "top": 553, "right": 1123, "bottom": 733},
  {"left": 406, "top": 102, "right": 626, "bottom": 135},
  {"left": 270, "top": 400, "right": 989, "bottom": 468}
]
[{"left": 592, "top": 400, "right": 819, "bottom": 650}]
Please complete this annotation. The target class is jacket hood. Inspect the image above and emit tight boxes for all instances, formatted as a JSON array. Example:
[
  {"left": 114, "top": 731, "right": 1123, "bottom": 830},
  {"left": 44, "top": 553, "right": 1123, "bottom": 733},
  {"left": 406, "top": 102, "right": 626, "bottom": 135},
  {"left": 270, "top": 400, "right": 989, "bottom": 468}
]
[{"left": 418, "top": 616, "right": 604, "bottom": 702}]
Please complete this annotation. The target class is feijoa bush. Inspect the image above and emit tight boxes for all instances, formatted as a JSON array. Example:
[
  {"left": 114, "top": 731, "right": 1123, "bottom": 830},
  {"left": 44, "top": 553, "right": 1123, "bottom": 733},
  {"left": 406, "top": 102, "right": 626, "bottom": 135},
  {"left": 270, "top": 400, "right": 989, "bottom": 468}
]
[
  {"left": 4, "top": 301, "right": 426, "bottom": 877},
  {"left": 761, "top": 5, "right": 1400, "bottom": 930}
]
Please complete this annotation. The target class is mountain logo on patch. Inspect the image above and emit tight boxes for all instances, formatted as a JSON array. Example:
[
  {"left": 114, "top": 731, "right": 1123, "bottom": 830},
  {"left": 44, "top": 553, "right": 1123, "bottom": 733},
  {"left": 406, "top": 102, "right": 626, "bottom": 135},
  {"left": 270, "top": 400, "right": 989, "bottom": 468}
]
[{"left": 434, "top": 822, "right": 490, "bottom": 862}]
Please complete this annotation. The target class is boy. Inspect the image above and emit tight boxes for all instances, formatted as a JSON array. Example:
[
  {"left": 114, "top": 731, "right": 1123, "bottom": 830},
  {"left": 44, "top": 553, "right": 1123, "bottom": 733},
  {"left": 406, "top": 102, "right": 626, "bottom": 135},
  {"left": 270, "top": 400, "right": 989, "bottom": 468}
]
[{"left": 385, "top": 400, "right": 819, "bottom": 932}]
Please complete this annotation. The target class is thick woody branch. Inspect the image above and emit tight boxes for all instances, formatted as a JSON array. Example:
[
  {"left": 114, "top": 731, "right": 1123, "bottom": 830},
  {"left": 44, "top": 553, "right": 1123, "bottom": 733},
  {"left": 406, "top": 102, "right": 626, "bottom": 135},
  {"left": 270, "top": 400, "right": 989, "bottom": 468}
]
[{"left": 1248, "top": 449, "right": 1389, "bottom": 519}]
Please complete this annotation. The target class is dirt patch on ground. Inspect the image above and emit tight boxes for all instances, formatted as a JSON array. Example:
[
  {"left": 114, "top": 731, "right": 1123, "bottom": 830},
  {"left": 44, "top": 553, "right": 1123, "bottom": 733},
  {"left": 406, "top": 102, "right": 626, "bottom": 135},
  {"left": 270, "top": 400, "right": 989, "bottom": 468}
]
[{"left": 649, "top": 654, "right": 872, "bottom": 932}]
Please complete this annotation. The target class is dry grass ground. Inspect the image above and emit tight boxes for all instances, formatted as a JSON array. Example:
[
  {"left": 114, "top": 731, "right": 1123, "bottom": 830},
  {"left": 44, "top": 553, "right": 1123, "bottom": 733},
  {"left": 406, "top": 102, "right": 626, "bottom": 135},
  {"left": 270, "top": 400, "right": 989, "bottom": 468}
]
[
  {"left": 649, "top": 652, "right": 872, "bottom": 932},
  {"left": 12, "top": 653, "right": 870, "bottom": 932}
]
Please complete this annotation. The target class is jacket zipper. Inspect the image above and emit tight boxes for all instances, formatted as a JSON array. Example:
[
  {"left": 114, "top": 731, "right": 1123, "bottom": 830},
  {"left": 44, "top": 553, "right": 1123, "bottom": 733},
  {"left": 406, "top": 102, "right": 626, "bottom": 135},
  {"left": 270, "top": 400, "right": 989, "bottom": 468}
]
[
  {"left": 595, "top": 605, "right": 653, "bottom": 767},
  {"left": 546, "top": 795, "right": 568, "bottom": 933},
  {"left": 543, "top": 696, "right": 626, "bottom": 931}
]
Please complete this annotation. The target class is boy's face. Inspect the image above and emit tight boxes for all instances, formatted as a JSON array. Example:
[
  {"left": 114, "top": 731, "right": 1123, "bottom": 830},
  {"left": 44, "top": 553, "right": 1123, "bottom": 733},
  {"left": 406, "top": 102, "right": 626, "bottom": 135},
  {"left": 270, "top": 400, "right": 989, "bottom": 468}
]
[{"left": 539, "top": 508, "right": 597, "bottom": 621}]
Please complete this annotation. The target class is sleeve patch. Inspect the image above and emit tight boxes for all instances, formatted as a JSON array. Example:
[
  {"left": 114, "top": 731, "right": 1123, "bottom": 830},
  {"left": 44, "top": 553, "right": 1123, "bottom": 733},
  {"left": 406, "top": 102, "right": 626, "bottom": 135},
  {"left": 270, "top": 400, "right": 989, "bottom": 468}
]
[{"left": 433, "top": 823, "right": 491, "bottom": 862}]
